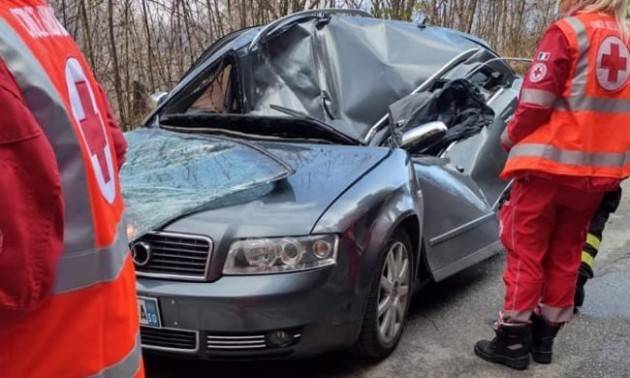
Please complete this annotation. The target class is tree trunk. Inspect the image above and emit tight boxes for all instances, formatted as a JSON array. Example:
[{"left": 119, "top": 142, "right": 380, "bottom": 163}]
[
  {"left": 107, "top": 0, "right": 127, "bottom": 129},
  {"left": 79, "top": 0, "right": 95, "bottom": 67},
  {"left": 141, "top": 0, "right": 157, "bottom": 92}
]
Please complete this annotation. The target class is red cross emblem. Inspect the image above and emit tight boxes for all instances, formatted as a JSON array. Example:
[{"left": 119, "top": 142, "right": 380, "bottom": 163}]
[
  {"left": 65, "top": 58, "right": 117, "bottom": 204},
  {"left": 76, "top": 81, "right": 111, "bottom": 182},
  {"left": 529, "top": 62, "right": 548, "bottom": 83},
  {"left": 596, "top": 36, "right": 630, "bottom": 91}
]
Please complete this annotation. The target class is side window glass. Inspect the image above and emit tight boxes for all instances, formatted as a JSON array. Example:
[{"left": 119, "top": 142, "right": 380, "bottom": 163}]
[
  {"left": 163, "top": 55, "right": 242, "bottom": 116},
  {"left": 189, "top": 64, "right": 234, "bottom": 113},
  {"left": 469, "top": 68, "right": 506, "bottom": 100}
]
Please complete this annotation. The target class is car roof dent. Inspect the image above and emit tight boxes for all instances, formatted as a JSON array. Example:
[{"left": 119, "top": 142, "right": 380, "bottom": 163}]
[{"left": 156, "top": 12, "right": 493, "bottom": 141}]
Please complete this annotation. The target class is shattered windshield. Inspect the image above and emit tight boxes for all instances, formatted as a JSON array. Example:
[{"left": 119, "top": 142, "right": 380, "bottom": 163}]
[{"left": 121, "top": 128, "right": 292, "bottom": 240}]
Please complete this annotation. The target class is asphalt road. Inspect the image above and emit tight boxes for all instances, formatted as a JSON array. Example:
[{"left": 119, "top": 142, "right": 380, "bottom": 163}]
[{"left": 146, "top": 183, "right": 630, "bottom": 378}]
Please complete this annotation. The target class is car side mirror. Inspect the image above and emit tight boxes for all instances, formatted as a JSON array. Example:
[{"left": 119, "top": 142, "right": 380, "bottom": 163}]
[
  {"left": 401, "top": 121, "right": 448, "bottom": 149},
  {"left": 149, "top": 91, "right": 169, "bottom": 109}
]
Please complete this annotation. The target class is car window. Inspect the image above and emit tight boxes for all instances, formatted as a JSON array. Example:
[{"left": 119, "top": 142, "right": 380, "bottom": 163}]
[
  {"left": 162, "top": 55, "right": 242, "bottom": 116},
  {"left": 468, "top": 60, "right": 515, "bottom": 101},
  {"left": 469, "top": 68, "right": 505, "bottom": 99},
  {"left": 188, "top": 64, "right": 234, "bottom": 113}
]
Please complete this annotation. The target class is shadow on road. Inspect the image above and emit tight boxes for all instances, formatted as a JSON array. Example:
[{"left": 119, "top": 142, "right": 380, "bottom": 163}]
[{"left": 145, "top": 255, "right": 502, "bottom": 378}]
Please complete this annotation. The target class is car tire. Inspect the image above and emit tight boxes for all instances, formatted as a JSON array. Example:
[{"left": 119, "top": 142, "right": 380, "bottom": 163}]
[{"left": 353, "top": 229, "right": 414, "bottom": 359}]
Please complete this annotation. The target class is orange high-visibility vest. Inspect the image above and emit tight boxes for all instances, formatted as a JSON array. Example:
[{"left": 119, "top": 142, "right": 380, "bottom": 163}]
[
  {"left": 0, "top": 1, "right": 143, "bottom": 377},
  {"left": 502, "top": 12, "right": 630, "bottom": 180}
]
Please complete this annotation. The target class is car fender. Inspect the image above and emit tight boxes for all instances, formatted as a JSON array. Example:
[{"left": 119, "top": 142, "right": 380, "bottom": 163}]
[{"left": 312, "top": 149, "right": 423, "bottom": 311}]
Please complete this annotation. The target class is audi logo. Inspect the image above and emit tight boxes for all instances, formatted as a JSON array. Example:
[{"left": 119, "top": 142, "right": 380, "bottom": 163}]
[{"left": 131, "top": 241, "right": 152, "bottom": 267}]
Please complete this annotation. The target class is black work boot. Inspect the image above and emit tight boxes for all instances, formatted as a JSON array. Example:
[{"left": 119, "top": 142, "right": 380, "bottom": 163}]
[
  {"left": 574, "top": 274, "right": 589, "bottom": 309},
  {"left": 474, "top": 323, "right": 530, "bottom": 370},
  {"left": 530, "top": 313, "right": 562, "bottom": 364}
]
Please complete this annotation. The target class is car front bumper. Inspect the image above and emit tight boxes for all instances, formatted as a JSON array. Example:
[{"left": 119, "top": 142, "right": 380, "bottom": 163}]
[{"left": 136, "top": 265, "right": 364, "bottom": 360}]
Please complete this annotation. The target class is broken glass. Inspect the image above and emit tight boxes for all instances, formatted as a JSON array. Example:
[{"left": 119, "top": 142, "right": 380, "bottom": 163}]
[{"left": 121, "top": 128, "right": 292, "bottom": 241}]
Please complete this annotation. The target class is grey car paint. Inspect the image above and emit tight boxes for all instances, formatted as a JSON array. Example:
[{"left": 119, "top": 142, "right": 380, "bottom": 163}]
[
  {"left": 418, "top": 83, "right": 520, "bottom": 281},
  {"left": 313, "top": 148, "right": 424, "bottom": 296},
  {"left": 140, "top": 148, "right": 421, "bottom": 358},
  {"left": 132, "top": 9, "right": 520, "bottom": 359},
  {"left": 163, "top": 143, "right": 391, "bottom": 281}
]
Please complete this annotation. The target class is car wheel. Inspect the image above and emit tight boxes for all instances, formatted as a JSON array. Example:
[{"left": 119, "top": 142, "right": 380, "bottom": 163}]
[{"left": 354, "top": 230, "right": 413, "bottom": 358}]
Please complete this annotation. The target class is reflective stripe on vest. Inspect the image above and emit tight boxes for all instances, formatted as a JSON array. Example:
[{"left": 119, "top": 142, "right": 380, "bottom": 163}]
[
  {"left": 55, "top": 220, "right": 130, "bottom": 294},
  {"left": 0, "top": 18, "right": 129, "bottom": 293},
  {"left": 510, "top": 143, "right": 630, "bottom": 169},
  {"left": 564, "top": 16, "right": 590, "bottom": 97},
  {"left": 503, "top": 14, "right": 630, "bottom": 179},
  {"left": 90, "top": 333, "right": 142, "bottom": 378},
  {"left": 520, "top": 88, "right": 557, "bottom": 108},
  {"left": 0, "top": 18, "right": 95, "bottom": 254},
  {"left": 523, "top": 17, "right": 626, "bottom": 113},
  {"left": 556, "top": 96, "right": 630, "bottom": 113},
  {"left": 0, "top": 6, "right": 139, "bottom": 377},
  {"left": 555, "top": 17, "right": 630, "bottom": 114}
]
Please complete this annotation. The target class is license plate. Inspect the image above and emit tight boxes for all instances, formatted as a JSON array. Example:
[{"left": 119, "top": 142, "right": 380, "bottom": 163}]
[{"left": 138, "top": 297, "right": 161, "bottom": 328}]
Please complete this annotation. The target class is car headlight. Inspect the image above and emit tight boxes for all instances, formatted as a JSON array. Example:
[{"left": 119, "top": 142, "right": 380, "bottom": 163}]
[{"left": 223, "top": 235, "right": 339, "bottom": 275}]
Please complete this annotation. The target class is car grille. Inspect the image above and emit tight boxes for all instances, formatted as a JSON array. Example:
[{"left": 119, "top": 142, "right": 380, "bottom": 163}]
[
  {"left": 140, "top": 327, "right": 198, "bottom": 352},
  {"left": 207, "top": 332, "right": 302, "bottom": 351},
  {"left": 132, "top": 232, "right": 212, "bottom": 280}
]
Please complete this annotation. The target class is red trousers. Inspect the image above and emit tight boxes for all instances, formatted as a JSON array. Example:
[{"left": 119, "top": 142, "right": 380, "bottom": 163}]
[{"left": 500, "top": 176, "right": 604, "bottom": 323}]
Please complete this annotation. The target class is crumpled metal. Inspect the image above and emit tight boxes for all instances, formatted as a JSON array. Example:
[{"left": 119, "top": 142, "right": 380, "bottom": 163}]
[{"left": 246, "top": 16, "right": 486, "bottom": 141}]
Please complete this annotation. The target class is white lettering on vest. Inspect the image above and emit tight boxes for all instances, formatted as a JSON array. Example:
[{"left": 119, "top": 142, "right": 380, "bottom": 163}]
[{"left": 10, "top": 6, "right": 69, "bottom": 38}]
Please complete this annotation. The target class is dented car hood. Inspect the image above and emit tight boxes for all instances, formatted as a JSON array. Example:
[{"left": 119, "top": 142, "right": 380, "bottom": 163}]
[
  {"left": 121, "top": 128, "right": 389, "bottom": 239},
  {"left": 160, "top": 141, "right": 390, "bottom": 238}
]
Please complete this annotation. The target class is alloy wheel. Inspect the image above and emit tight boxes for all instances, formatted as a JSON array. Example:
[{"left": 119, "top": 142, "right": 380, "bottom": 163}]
[{"left": 376, "top": 241, "right": 410, "bottom": 345}]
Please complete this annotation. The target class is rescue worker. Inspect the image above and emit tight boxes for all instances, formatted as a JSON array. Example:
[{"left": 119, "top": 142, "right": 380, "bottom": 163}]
[
  {"left": 575, "top": 187, "right": 623, "bottom": 309},
  {"left": 474, "top": 0, "right": 630, "bottom": 370},
  {"left": 0, "top": 1, "right": 143, "bottom": 377}
]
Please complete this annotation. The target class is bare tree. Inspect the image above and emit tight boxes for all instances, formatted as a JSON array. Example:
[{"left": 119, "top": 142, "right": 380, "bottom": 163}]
[{"left": 107, "top": 0, "right": 127, "bottom": 128}]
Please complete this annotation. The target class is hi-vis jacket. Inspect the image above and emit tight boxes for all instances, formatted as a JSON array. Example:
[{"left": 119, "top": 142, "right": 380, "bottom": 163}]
[
  {"left": 502, "top": 12, "right": 630, "bottom": 180},
  {"left": 0, "top": 1, "right": 142, "bottom": 377}
]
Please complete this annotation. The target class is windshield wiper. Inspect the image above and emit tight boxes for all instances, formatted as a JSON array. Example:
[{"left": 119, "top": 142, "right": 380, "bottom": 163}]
[{"left": 269, "top": 104, "right": 358, "bottom": 145}]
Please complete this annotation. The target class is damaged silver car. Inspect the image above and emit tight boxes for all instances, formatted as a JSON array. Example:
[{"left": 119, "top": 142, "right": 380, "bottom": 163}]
[{"left": 122, "top": 9, "right": 521, "bottom": 360}]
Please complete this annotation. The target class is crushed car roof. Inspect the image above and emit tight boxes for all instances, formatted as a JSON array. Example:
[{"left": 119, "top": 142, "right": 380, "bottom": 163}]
[{"left": 165, "top": 11, "right": 496, "bottom": 141}]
